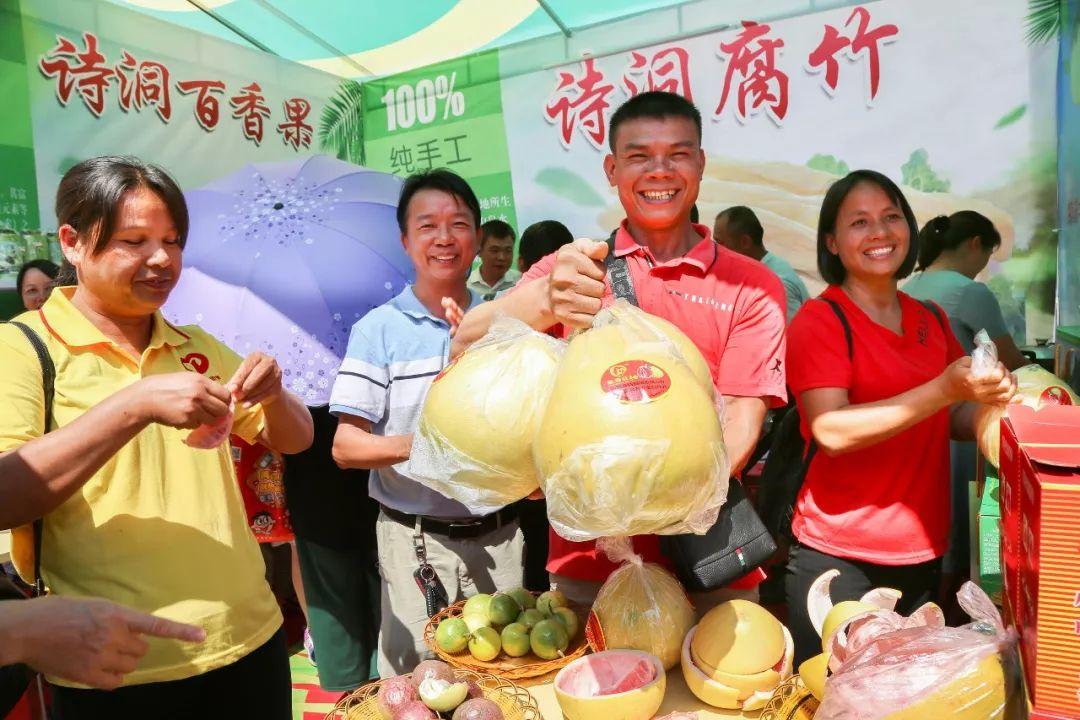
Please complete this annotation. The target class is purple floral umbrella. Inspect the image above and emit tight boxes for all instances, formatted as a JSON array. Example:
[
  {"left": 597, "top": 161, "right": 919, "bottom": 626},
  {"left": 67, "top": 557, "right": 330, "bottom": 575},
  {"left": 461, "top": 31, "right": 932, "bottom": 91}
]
[{"left": 164, "top": 155, "right": 412, "bottom": 405}]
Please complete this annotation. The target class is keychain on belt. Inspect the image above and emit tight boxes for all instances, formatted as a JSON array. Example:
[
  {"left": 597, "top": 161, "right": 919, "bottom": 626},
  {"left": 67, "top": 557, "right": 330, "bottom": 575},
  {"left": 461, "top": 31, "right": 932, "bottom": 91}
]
[{"left": 412, "top": 517, "right": 450, "bottom": 617}]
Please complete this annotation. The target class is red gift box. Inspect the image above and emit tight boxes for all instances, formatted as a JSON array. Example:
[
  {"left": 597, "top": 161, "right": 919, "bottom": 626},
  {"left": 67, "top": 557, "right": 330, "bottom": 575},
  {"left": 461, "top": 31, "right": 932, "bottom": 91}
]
[{"left": 999, "top": 404, "right": 1080, "bottom": 718}]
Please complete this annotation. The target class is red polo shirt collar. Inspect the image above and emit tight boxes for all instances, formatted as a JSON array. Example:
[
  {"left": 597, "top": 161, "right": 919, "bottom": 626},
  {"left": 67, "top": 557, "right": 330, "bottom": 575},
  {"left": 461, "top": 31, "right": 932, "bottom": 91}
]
[{"left": 612, "top": 220, "right": 716, "bottom": 274}]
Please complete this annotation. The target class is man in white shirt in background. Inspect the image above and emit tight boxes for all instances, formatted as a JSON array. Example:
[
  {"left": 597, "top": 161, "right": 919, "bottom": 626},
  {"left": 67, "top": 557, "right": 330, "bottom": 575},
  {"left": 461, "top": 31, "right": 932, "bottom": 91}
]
[
  {"left": 467, "top": 220, "right": 520, "bottom": 301},
  {"left": 714, "top": 205, "right": 810, "bottom": 324}
]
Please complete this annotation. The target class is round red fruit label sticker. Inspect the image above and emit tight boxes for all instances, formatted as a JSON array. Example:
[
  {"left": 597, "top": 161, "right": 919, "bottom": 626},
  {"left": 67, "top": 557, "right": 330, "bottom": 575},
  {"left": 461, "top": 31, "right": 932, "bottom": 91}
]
[
  {"left": 600, "top": 360, "right": 671, "bottom": 403},
  {"left": 1038, "top": 386, "right": 1074, "bottom": 406}
]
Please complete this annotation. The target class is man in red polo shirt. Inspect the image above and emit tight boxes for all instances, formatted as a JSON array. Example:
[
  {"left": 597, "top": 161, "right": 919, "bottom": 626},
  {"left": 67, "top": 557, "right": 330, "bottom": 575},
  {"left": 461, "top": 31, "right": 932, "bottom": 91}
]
[{"left": 450, "top": 91, "right": 787, "bottom": 607}]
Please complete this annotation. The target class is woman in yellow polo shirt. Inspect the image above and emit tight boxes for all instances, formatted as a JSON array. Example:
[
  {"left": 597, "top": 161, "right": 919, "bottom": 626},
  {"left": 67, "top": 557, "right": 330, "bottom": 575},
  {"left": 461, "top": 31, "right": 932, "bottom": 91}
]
[{"left": 0, "top": 156, "right": 313, "bottom": 718}]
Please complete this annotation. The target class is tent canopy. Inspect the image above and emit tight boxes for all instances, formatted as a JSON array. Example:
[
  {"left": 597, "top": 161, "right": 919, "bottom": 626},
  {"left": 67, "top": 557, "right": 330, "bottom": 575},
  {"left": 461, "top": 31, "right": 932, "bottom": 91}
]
[{"left": 107, "top": 0, "right": 861, "bottom": 80}]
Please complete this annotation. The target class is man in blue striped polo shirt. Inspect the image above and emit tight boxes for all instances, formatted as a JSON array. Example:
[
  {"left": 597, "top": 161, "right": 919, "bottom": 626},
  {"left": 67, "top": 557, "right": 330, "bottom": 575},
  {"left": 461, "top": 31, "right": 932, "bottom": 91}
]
[{"left": 330, "top": 169, "right": 524, "bottom": 677}]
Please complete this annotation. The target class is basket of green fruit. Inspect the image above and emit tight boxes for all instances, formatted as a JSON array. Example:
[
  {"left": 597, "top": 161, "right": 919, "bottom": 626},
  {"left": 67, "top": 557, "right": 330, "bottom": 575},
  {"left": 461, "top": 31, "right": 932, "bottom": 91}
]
[
  {"left": 423, "top": 588, "right": 589, "bottom": 681},
  {"left": 326, "top": 660, "right": 540, "bottom": 720}
]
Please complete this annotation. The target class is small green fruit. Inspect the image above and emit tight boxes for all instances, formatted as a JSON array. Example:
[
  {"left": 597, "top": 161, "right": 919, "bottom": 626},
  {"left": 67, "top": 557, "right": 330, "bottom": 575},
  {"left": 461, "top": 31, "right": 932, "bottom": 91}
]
[
  {"left": 500, "top": 622, "right": 531, "bottom": 658},
  {"left": 536, "top": 590, "right": 569, "bottom": 616},
  {"left": 434, "top": 617, "right": 470, "bottom": 654},
  {"left": 463, "top": 613, "right": 491, "bottom": 633},
  {"left": 506, "top": 587, "right": 536, "bottom": 611},
  {"left": 530, "top": 619, "right": 569, "bottom": 660},
  {"left": 488, "top": 593, "right": 520, "bottom": 627},
  {"left": 468, "top": 626, "right": 501, "bottom": 662},
  {"left": 551, "top": 606, "right": 580, "bottom": 640},
  {"left": 463, "top": 594, "right": 493, "bottom": 617},
  {"left": 516, "top": 608, "right": 545, "bottom": 630}
]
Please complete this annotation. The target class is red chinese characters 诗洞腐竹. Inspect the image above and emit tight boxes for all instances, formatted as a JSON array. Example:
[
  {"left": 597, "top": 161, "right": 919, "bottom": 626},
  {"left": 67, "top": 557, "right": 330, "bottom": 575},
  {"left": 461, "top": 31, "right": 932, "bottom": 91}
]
[
  {"left": 39, "top": 32, "right": 116, "bottom": 118},
  {"left": 715, "top": 21, "right": 789, "bottom": 125},
  {"left": 622, "top": 47, "right": 694, "bottom": 102},
  {"left": 115, "top": 50, "right": 172, "bottom": 122},
  {"left": 544, "top": 58, "right": 616, "bottom": 150},
  {"left": 807, "top": 6, "right": 899, "bottom": 103}
]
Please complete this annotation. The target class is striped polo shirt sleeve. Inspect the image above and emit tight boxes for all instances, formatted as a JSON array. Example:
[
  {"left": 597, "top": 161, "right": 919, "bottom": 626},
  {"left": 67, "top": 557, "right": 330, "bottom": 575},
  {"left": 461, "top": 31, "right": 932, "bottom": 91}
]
[{"left": 329, "top": 316, "right": 391, "bottom": 423}]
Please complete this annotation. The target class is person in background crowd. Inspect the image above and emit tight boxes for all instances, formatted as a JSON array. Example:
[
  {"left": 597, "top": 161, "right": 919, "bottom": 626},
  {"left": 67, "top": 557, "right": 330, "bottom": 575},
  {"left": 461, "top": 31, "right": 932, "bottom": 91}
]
[
  {"left": 714, "top": 206, "right": 810, "bottom": 324},
  {"left": 468, "top": 219, "right": 520, "bottom": 301},
  {"left": 903, "top": 210, "right": 1026, "bottom": 610},
  {"left": 330, "top": 169, "right": 524, "bottom": 677},
  {"left": 515, "top": 220, "right": 573, "bottom": 274},
  {"left": 904, "top": 211, "right": 1027, "bottom": 367},
  {"left": 17, "top": 259, "right": 59, "bottom": 311},
  {"left": 282, "top": 405, "right": 381, "bottom": 691},
  {"left": 0, "top": 156, "right": 313, "bottom": 717},
  {"left": 451, "top": 91, "right": 787, "bottom": 610},
  {"left": 784, "top": 170, "right": 1017, "bottom": 665}
]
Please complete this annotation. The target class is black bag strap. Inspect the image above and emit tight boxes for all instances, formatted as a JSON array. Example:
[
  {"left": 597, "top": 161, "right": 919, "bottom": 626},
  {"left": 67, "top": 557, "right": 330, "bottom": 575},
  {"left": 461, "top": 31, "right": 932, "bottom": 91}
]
[
  {"left": 818, "top": 297, "right": 854, "bottom": 360},
  {"left": 603, "top": 230, "right": 638, "bottom": 306},
  {"left": 7, "top": 320, "right": 53, "bottom": 598}
]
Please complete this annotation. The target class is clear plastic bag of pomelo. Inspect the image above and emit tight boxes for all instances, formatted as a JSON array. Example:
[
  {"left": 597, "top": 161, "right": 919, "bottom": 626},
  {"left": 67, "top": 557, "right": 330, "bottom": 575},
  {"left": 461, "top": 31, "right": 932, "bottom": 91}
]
[
  {"left": 407, "top": 316, "right": 565, "bottom": 514},
  {"left": 816, "top": 582, "right": 1024, "bottom": 720},
  {"left": 534, "top": 300, "right": 729, "bottom": 541},
  {"left": 975, "top": 360, "right": 1077, "bottom": 468},
  {"left": 586, "top": 537, "right": 695, "bottom": 671}
]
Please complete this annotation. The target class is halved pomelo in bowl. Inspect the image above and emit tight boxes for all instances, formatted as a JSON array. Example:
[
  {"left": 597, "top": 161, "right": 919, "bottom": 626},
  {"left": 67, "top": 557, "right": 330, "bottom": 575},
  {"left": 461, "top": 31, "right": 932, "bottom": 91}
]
[{"left": 553, "top": 650, "right": 666, "bottom": 720}]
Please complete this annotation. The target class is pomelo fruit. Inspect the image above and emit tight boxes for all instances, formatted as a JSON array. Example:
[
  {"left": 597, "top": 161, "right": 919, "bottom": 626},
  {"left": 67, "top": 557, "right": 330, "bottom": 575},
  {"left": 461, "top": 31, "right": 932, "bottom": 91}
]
[{"left": 554, "top": 650, "right": 666, "bottom": 720}]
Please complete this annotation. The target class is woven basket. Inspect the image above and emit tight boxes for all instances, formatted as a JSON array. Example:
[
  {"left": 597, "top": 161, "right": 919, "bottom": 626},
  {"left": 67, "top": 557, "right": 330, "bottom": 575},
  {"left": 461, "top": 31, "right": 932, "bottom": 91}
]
[
  {"left": 758, "top": 676, "right": 820, "bottom": 720},
  {"left": 325, "top": 669, "right": 541, "bottom": 720},
  {"left": 422, "top": 599, "right": 589, "bottom": 681}
]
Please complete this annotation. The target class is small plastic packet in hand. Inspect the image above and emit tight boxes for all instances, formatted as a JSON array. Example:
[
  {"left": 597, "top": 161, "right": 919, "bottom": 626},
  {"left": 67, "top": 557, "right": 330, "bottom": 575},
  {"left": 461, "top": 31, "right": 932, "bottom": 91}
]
[
  {"left": 184, "top": 402, "right": 234, "bottom": 449},
  {"left": 970, "top": 329, "right": 998, "bottom": 379}
]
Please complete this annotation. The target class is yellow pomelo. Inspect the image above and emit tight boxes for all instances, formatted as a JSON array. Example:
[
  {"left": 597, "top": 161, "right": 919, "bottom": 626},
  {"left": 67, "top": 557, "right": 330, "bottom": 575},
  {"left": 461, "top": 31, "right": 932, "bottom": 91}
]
[
  {"left": 682, "top": 624, "right": 794, "bottom": 711},
  {"left": 820, "top": 600, "right": 879, "bottom": 653},
  {"left": 535, "top": 307, "right": 726, "bottom": 539},
  {"left": 692, "top": 600, "right": 787, "bottom": 675},
  {"left": 592, "top": 561, "right": 695, "bottom": 671},
  {"left": 554, "top": 650, "right": 666, "bottom": 720},
  {"left": 798, "top": 653, "right": 830, "bottom": 701},
  {"left": 689, "top": 646, "right": 781, "bottom": 699},
  {"left": 607, "top": 304, "right": 714, "bottom": 392},
  {"left": 883, "top": 655, "right": 1006, "bottom": 720},
  {"left": 417, "top": 325, "right": 562, "bottom": 504}
]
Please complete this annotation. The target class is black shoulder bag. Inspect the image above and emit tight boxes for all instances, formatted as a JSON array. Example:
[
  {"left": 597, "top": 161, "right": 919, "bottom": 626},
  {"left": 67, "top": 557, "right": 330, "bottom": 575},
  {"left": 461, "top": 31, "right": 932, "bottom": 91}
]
[
  {"left": 0, "top": 321, "right": 51, "bottom": 716},
  {"left": 602, "top": 232, "right": 777, "bottom": 592}
]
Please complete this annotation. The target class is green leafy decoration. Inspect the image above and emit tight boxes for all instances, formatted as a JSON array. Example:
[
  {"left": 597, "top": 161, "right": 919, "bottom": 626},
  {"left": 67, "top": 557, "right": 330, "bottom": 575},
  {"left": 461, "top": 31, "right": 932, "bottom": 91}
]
[
  {"left": 534, "top": 167, "right": 606, "bottom": 207},
  {"left": 901, "top": 149, "right": 951, "bottom": 193},
  {"left": 1026, "top": 0, "right": 1063, "bottom": 45},
  {"left": 994, "top": 104, "right": 1027, "bottom": 129},
  {"left": 318, "top": 79, "right": 365, "bottom": 165},
  {"left": 806, "top": 154, "right": 850, "bottom": 176}
]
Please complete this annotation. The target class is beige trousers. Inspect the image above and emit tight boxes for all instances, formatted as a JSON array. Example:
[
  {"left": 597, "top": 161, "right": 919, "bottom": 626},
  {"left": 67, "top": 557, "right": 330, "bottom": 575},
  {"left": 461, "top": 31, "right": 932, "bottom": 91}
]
[{"left": 375, "top": 510, "right": 524, "bottom": 677}]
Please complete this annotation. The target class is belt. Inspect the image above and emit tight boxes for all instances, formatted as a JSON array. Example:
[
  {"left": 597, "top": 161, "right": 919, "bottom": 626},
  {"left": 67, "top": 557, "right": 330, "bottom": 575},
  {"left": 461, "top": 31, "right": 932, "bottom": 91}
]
[{"left": 380, "top": 504, "right": 518, "bottom": 540}]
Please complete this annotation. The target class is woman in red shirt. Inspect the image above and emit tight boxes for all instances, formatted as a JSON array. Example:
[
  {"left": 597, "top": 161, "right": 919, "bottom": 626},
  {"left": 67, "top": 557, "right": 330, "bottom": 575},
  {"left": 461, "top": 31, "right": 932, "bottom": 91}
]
[{"left": 784, "top": 170, "right": 1015, "bottom": 665}]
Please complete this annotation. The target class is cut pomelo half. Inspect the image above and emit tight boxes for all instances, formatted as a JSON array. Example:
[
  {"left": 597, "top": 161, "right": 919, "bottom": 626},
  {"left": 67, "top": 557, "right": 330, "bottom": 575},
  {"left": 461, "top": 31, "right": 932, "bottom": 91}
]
[{"left": 553, "top": 650, "right": 666, "bottom": 720}]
